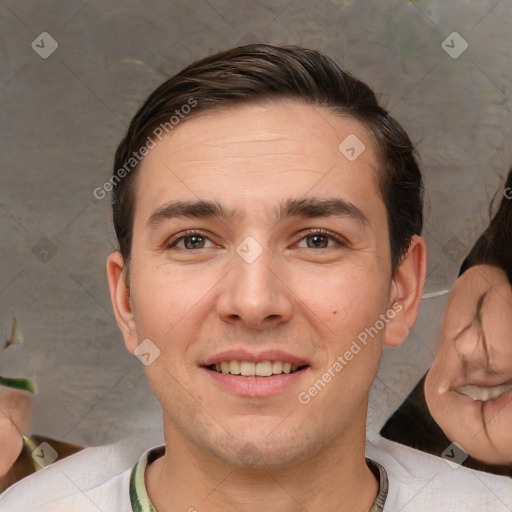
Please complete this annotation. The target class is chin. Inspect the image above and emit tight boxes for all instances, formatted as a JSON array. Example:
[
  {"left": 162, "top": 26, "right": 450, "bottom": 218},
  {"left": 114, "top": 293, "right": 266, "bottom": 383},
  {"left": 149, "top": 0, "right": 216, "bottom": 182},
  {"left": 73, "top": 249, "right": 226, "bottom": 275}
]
[
  {"left": 465, "top": 442, "right": 512, "bottom": 467},
  {"left": 209, "top": 429, "right": 320, "bottom": 469}
]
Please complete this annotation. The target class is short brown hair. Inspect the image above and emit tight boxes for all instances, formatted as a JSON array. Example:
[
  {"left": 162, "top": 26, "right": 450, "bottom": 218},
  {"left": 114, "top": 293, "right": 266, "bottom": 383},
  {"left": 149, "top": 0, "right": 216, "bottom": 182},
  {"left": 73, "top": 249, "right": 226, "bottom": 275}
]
[{"left": 112, "top": 44, "right": 423, "bottom": 274}]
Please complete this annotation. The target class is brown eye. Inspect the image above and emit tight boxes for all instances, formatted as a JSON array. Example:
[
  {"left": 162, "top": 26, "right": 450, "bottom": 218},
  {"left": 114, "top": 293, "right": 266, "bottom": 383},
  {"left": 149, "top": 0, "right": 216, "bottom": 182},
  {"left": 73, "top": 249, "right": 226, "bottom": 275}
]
[
  {"left": 295, "top": 229, "right": 346, "bottom": 249},
  {"left": 305, "top": 234, "right": 331, "bottom": 248},
  {"left": 183, "top": 235, "right": 206, "bottom": 249},
  {"left": 167, "top": 232, "right": 214, "bottom": 250}
]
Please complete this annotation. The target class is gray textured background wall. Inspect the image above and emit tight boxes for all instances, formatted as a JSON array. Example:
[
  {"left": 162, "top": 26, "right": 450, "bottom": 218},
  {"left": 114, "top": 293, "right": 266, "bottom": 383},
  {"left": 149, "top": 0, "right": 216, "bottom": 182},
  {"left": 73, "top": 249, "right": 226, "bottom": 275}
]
[{"left": 0, "top": 0, "right": 510, "bottom": 450}]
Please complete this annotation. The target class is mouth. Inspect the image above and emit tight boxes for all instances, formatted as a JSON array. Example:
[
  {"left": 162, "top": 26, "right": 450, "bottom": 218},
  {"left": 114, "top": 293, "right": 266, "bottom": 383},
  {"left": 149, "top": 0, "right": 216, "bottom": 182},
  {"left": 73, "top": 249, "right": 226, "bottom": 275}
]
[
  {"left": 206, "top": 360, "right": 310, "bottom": 377},
  {"left": 454, "top": 382, "right": 512, "bottom": 402}
]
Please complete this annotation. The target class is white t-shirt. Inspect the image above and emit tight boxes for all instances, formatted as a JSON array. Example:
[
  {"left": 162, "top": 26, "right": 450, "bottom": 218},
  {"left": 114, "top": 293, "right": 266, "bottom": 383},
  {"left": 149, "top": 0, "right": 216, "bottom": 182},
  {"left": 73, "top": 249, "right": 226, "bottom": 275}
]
[
  {"left": 366, "top": 436, "right": 512, "bottom": 511},
  {"left": 0, "top": 439, "right": 138, "bottom": 512},
  {"left": 0, "top": 435, "right": 510, "bottom": 511}
]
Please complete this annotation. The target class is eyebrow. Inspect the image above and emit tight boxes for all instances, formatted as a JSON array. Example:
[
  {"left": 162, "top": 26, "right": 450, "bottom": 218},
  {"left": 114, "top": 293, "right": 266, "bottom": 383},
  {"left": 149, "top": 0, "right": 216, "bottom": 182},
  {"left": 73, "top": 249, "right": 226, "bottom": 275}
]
[
  {"left": 455, "top": 290, "right": 488, "bottom": 341},
  {"left": 146, "top": 197, "right": 370, "bottom": 230}
]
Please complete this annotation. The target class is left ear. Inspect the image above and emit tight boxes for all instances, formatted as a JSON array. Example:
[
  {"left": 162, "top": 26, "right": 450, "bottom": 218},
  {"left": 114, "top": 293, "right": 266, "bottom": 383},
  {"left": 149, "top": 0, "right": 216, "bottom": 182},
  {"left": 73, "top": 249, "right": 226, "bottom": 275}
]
[{"left": 384, "top": 234, "right": 427, "bottom": 347}]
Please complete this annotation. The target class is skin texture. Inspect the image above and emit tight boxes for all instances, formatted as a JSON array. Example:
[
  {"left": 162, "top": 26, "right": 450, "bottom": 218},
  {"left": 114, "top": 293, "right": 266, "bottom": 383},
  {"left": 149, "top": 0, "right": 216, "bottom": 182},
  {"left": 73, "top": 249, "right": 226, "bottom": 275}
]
[
  {"left": 107, "top": 100, "right": 426, "bottom": 512},
  {"left": 0, "top": 388, "right": 32, "bottom": 477},
  {"left": 425, "top": 264, "right": 512, "bottom": 466}
]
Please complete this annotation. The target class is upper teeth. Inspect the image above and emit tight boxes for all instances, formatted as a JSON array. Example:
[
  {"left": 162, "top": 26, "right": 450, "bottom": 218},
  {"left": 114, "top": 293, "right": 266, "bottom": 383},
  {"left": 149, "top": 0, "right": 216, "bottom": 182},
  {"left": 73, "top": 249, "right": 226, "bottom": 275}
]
[
  {"left": 213, "top": 361, "right": 300, "bottom": 377},
  {"left": 455, "top": 383, "right": 512, "bottom": 402}
]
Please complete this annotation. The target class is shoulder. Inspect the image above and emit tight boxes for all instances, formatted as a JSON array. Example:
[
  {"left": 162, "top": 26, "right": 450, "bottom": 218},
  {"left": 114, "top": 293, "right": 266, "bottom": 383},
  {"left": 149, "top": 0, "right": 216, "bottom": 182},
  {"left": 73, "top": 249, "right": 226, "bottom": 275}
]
[
  {"left": 367, "top": 435, "right": 512, "bottom": 512},
  {"left": 0, "top": 439, "right": 151, "bottom": 512}
]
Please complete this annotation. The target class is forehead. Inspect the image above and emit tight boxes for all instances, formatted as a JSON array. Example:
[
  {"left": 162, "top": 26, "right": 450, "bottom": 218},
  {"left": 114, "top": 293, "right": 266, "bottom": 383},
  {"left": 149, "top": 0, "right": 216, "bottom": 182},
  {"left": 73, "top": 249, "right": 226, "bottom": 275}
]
[{"left": 134, "top": 100, "right": 385, "bottom": 225}]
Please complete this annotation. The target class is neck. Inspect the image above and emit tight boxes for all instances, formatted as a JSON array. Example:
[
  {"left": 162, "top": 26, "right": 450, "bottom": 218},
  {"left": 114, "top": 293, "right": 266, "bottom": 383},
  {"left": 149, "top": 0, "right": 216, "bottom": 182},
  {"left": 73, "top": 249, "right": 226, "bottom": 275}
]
[{"left": 146, "top": 418, "right": 379, "bottom": 512}]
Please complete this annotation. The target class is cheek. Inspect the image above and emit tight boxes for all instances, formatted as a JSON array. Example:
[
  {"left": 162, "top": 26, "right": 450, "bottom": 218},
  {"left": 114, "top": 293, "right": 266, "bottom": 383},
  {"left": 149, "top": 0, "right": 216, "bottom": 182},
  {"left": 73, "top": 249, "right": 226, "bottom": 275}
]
[
  {"left": 131, "top": 265, "right": 217, "bottom": 339},
  {"left": 487, "top": 321, "right": 512, "bottom": 360},
  {"left": 431, "top": 329, "right": 460, "bottom": 374},
  {"left": 491, "top": 405, "right": 512, "bottom": 460},
  {"left": 311, "top": 266, "right": 390, "bottom": 335},
  {"left": 303, "top": 269, "right": 389, "bottom": 381},
  {"left": 427, "top": 348, "right": 458, "bottom": 413}
]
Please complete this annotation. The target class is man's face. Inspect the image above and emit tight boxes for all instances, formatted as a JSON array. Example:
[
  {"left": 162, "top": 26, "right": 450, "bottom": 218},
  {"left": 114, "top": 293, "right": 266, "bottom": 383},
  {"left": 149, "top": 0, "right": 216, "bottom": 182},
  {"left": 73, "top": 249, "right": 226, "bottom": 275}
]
[
  {"left": 116, "top": 101, "right": 399, "bottom": 467},
  {"left": 425, "top": 264, "right": 512, "bottom": 466}
]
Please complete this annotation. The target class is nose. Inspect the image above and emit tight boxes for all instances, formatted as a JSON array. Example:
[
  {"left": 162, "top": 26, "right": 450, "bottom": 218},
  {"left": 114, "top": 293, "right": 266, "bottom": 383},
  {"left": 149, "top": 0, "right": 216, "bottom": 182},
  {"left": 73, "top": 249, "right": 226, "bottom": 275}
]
[
  {"left": 454, "top": 320, "right": 488, "bottom": 368},
  {"left": 216, "top": 244, "right": 293, "bottom": 330}
]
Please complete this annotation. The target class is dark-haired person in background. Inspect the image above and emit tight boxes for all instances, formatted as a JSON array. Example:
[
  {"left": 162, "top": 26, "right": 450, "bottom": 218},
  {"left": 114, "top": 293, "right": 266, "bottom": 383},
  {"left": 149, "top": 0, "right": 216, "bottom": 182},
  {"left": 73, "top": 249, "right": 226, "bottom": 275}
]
[
  {"left": 1, "top": 44, "right": 510, "bottom": 511},
  {"left": 381, "top": 168, "right": 512, "bottom": 477}
]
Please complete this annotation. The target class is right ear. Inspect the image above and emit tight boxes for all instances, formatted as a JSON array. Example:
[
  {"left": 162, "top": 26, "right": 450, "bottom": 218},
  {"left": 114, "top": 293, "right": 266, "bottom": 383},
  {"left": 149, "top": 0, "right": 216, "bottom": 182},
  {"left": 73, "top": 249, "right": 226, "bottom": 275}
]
[{"left": 106, "top": 251, "right": 139, "bottom": 354}]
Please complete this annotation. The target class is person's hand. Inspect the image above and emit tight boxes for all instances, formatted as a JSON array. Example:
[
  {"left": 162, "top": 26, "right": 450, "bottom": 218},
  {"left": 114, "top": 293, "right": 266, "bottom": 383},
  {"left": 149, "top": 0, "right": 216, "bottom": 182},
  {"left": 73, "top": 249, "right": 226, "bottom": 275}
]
[{"left": 0, "top": 386, "right": 33, "bottom": 477}]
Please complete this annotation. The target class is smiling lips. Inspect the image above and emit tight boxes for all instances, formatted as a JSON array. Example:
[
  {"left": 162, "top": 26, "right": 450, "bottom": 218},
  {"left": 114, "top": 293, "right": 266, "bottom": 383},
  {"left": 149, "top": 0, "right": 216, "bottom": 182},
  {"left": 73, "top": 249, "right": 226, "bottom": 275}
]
[
  {"left": 203, "top": 352, "right": 311, "bottom": 397},
  {"left": 209, "top": 360, "right": 307, "bottom": 377},
  {"left": 203, "top": 350, "right": 310, "bottom": 378},
  {"left": 454, "top": 382, "right": 512, "bottom": 402}
]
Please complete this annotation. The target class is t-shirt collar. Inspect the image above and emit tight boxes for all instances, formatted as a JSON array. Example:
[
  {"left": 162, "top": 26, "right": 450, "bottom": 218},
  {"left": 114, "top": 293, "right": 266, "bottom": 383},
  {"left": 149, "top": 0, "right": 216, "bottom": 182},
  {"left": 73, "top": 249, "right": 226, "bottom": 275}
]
[{"left": 130, "top": 446, "right": 388, "bottom": 512}]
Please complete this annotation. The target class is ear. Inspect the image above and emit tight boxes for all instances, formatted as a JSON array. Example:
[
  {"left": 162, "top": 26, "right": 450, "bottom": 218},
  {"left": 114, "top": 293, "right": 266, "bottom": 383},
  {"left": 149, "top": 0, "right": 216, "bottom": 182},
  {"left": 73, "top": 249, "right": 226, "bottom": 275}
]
[
  {"left": 106, "top": 251, "right": 139, "bottom": 354},
  {"left": 384, "top": 234, "right": 427, "bottom": 348}
]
